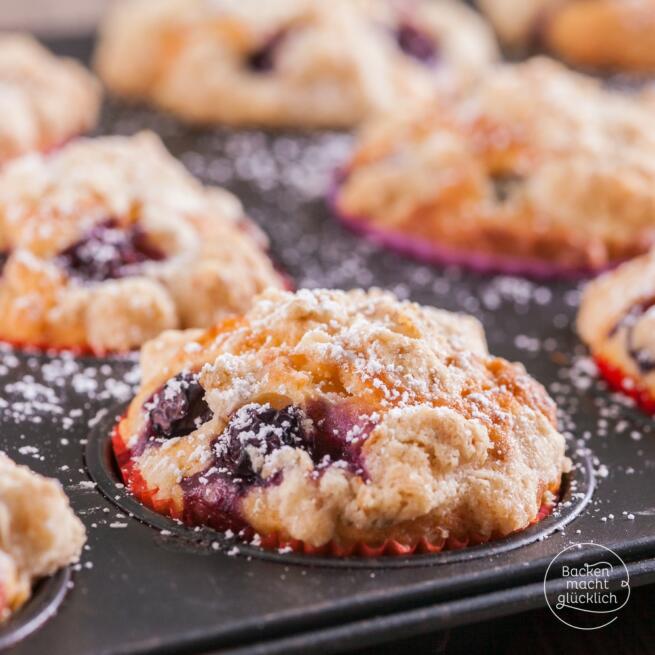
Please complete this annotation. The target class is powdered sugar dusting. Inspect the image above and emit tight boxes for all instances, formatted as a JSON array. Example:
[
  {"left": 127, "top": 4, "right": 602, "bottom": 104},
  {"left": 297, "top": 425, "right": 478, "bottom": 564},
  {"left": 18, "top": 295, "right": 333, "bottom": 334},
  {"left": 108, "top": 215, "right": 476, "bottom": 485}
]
[{"left": 0, "top": 102, "right": 652, "bottom": 587}]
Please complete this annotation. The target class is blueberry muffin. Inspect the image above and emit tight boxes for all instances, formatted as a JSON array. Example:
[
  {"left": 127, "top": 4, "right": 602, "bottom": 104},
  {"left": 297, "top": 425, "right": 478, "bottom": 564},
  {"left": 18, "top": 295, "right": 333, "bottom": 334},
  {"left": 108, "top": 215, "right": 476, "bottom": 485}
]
[
  {"left": 578, "top": 250, "right": 655, "bottom": 413},
  {"left": 366, "top": 0, "right": 499, "bottom": 91},
  {"left": 114, "top": 288, "right": 570, "bottom": 555},
  {"left": 0, "top": 453, "right": 85, "bottom": 622},
  {"left": 0, "top": 132, "right": 284, "bottom": 354},
  {"left": 0, "top": 33, "right": 100, "bottom": 165},
  {"left": 95, "top": 0, "right": 498, "bottom": 128},
  {"left": 479, "top": 0, "right": 655, "bottom": 73},
  {"left": 334, "top": 57, "right": 655, "bottom": 277}
]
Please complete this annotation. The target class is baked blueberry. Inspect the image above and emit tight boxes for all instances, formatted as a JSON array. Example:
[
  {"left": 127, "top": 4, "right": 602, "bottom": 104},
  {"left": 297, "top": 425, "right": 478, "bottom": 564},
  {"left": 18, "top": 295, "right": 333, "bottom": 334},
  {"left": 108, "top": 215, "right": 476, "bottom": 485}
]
[
  {"left": 181, "top": 468, "right": 247, "bottom": 533},
  {"left": 396, "top": 22, "right": 438, "bottom": 64},
  {"left": 147, "top": 372, "right": 214, "bottom": 439},
  {"left": 490, "top": 173, "right": 523, "bottom": 204},
  {"left": 215, "top": 403, "right": 307, "bottom": 482},
  {"left": 305, "top": 400, "right": 371, "bottom": 474},
  {"left": 57, "top": 219, "right": 164, "bottom": 283},
  {"left": 246, "top": 32, "right": 286, "bottom": 73},
  {"left": 179, "top": 404, "right": 308, "bottom": 533}
]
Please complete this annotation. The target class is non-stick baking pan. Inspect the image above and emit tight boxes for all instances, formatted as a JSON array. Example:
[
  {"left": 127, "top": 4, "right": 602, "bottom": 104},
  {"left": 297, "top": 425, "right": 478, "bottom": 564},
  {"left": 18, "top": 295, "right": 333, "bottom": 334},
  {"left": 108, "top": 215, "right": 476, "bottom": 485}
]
[{"left": 0, "top": 37, "right": 654, "bottom": 655}]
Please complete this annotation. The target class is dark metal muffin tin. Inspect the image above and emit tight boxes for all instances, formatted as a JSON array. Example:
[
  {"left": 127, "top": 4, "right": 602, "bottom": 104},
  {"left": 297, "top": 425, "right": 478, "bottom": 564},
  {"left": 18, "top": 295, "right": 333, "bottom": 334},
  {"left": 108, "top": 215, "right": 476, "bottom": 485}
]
[
  {"left": 1, "top": 37, "right": 655, "bottom": 655},
  {"left": 85, "top": 413, "right": 594, "bottom": 569},
  {"left": 0, "top": 571, "right": 69, "bottom": 651}
]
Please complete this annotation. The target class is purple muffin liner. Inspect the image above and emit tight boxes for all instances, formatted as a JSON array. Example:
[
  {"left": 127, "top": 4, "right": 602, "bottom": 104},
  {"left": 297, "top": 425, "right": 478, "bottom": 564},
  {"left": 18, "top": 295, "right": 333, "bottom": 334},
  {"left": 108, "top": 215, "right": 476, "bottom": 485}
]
[{"left": 328, "top": 174, "right": 613, "bottom": 280}]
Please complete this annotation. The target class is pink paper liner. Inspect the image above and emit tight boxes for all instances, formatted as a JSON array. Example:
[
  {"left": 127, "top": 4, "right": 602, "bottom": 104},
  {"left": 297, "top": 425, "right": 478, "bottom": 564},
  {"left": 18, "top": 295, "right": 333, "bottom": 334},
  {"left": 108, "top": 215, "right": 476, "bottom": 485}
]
[
  {"left": 328, "top": 174, "right": 614, "bottom": 280},
  {"left": 113, "top": 421, "right": 557, "bottom": 558},
  {"left": 594, "top": 355, "right": 655, "bottom": 415}
]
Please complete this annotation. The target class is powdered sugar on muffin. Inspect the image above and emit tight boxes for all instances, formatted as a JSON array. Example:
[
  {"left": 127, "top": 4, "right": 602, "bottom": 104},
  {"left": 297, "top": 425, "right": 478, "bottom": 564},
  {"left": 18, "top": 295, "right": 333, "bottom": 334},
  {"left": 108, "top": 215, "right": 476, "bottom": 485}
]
[
  {"left": 115, "top": 288, "right": 570, "bottom": 552},
  {"left": 334, "top": 57, "right": 655, "bottom": 276},
  {"left": 0, "top": 132, "right": 284, "bottom": 353}
]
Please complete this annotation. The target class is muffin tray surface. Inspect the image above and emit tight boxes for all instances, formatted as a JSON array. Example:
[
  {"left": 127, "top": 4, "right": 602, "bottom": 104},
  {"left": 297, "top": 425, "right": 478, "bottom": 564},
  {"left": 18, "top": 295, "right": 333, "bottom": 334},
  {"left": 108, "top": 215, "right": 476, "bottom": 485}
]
[{"left": 1, "top": 37, "right": 655, "bottom": 655}]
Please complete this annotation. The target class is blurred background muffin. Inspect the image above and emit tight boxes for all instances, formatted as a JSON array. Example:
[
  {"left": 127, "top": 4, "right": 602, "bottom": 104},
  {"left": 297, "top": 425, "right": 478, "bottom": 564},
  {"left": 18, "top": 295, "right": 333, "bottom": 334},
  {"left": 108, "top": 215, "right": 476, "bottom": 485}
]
[{"left": 0, "top": 0, "right": 109, "bottom": 35}]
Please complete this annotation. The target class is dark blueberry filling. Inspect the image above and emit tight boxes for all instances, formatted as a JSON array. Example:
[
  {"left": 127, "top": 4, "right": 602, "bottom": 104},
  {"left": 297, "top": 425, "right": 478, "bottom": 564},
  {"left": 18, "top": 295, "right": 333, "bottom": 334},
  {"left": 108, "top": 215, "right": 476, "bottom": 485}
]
[
  {"left": 179, "top": 401, "right": 375, "bottom": 533},
  {"left": 125, "top": 373, "right": 213, "bottom": 469},
  {"left": 181, "top": 468, "right": 248, "bottom": 533},
  {"left": 146, "top": 372, "right": 214, "bottom": 440},
  {"left": 629, "top": 345, "right": 655, "bottom": 374},
  {"left": 395, "top": 22, "right": 438, "bottom": 65},
  {"left": 129, "top": 372, "right": 213, "bottom": 461},
  {"left": 214, "top": 404, "right": 307, "bottom": 484},
  {"left": 181, "top": 403, "right": 309, "bottom": 533},
  {"left": 609, "top": 299, "right": 655, "bottom": 373},
  {"left": 246, "top": 31, "right": 286, "bottom": 73},
  {"left": 490, "top": 173, "right": 523, "bottom": 204},
  {"left": 305, "top": 399, "right": 372, "bottom": 475},
  {"left": 57, "top": 218, "right": 165, "bottom": 282},
  {"left": 0, "top": 251, "right": 8, "bottom": 276}
]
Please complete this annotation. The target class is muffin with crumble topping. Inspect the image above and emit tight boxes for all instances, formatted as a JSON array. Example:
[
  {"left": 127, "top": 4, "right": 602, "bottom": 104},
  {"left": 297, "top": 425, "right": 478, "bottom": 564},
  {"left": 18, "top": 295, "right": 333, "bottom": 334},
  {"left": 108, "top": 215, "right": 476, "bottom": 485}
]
[
  {"left": 0, "top": 131, "right": 284, "bottom": 354},
  {"left": 95, "top": 0, "right": 498, "bottom": 129},
  {"left": 114, "top": 288, "right": 570, "bottom": 555},
  {"left": 333, "top": 57, "right": 655, "bottom": 278}
]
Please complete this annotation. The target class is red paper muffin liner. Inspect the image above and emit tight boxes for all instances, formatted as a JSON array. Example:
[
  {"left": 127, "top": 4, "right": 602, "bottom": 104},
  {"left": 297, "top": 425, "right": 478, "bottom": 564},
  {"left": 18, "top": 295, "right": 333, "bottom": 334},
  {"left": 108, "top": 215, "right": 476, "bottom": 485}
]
[
  {"left": 0, "top": 337, "right": 104, "bottom": 357},
  {"left": 594, "top": 355, "right": 655, "bottom": 415},
  {"left": 112, "top": 423, "right": 556, "bottom": 557},
  {"left": 0, "top": 243, "right": 291, "bottom": 359},
  {"left": 277, "top": 268, "right": 296, "bottom": 292},
  {"left": 328, "top": 176, "right": 613, "bottom": 281}
]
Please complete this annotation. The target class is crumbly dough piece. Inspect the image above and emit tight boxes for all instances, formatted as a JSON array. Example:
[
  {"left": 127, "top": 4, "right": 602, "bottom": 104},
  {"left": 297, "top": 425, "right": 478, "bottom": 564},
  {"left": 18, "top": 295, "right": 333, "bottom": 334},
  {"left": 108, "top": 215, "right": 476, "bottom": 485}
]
[{"left": 0, "top": 453, "right": 86, "bottom": 621}]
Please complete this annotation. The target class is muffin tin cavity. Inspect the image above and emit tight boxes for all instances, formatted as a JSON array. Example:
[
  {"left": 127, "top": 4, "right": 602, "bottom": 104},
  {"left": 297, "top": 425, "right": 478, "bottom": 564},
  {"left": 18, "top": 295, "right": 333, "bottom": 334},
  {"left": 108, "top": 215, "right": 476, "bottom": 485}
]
[{"left": 85, "top": 408, "right": 595, "bottom": 569}]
